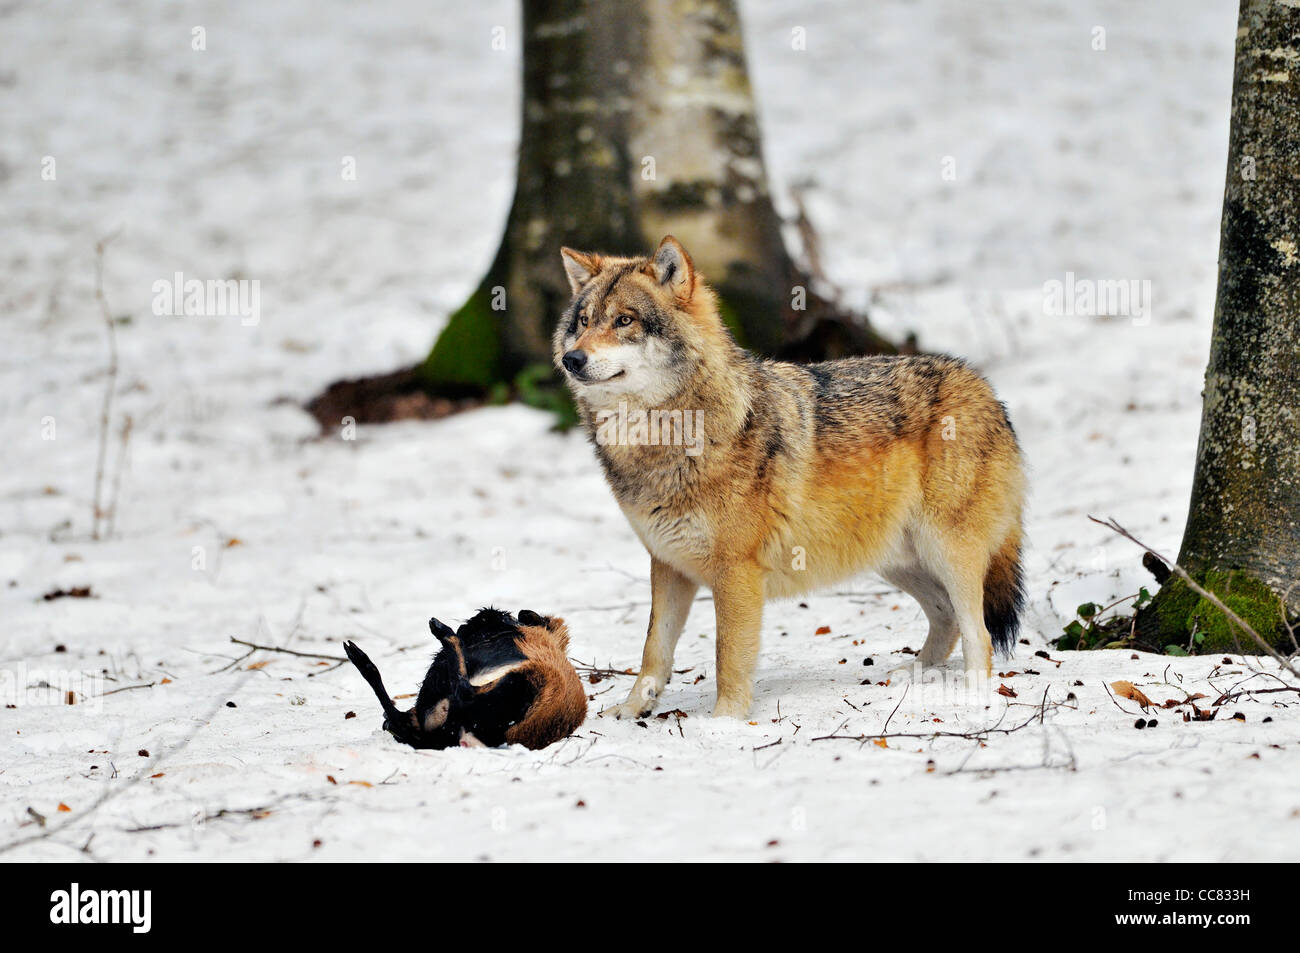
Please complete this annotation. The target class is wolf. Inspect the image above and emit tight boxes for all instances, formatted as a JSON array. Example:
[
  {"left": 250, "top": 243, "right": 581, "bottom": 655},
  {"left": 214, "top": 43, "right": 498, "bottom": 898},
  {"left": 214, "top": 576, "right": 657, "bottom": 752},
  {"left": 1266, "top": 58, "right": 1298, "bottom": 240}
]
[
  {"left": 554, "top": 236, "right": 1026, "bottom": 720},
  {"left": 344, "top": 608, "right": 588, "bottom": 749}
]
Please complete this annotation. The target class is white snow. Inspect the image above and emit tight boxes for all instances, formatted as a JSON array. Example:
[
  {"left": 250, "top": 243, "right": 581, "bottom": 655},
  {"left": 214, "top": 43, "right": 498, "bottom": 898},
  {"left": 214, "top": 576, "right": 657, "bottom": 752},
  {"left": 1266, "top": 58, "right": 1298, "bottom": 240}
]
[{"left": 3, "top": 0, "right": 1298, "bottom": 861}]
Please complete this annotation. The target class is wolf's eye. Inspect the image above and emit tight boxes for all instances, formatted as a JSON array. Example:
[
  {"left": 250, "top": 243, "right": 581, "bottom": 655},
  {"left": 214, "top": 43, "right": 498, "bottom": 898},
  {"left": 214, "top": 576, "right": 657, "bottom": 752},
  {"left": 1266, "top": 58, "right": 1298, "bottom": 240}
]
[
  {"left": 578, "top": 315, "right": 589, "bottom": 328},
  {"left": 617, "top": 314, "right": 635, "bottom": 327}
]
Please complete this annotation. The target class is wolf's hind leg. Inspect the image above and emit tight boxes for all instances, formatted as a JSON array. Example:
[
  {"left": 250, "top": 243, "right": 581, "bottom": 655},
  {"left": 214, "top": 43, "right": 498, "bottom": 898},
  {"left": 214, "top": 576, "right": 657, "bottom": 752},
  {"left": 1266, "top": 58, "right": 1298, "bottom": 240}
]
[
  {"left": 926, "top": 546, "right": 995, "bottom": 683},
  {"left": 881, "top": 567, "right": 958, "bottom": 666},
  {"left": 603, "top": 558, "right": 698, "bottom": 720}
]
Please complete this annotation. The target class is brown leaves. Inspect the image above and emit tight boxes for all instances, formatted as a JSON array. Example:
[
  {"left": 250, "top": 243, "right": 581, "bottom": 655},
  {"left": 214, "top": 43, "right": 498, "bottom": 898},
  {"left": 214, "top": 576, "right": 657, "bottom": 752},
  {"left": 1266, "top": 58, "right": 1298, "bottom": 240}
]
[
  {"left": 42, "top": 586, "right": 94, "bottom": 601},
  {"left": 814, "top": 625, "right": 831, "bottom": 635},
  {"left": 996, "top": 684, "right": 1018, "bottom": 698},
  {"left": 1162, "top": 693, "right": 1207, "bottom": 709},
  {"left": 1112, "top": 681, "right": 1154, "bottom": 708}
]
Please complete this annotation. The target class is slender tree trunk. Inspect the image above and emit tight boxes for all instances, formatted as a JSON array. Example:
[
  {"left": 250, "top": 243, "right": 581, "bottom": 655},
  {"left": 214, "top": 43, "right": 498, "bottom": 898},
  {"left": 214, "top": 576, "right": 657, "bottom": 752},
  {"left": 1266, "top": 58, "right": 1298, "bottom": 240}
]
[
  {"left": 1141, "top": 0, "right": 1300, "bottom": 653},
  {"left": 418, "top": 0, "right": 890, "bottom": 396}
]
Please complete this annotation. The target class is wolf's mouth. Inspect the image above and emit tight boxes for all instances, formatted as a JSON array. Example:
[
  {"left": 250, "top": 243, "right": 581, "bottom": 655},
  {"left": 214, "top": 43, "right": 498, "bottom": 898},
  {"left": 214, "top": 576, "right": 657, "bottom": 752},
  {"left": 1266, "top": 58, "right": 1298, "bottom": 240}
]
[{"left": 581, "top": 370, "right": 625, "bottom": 385}]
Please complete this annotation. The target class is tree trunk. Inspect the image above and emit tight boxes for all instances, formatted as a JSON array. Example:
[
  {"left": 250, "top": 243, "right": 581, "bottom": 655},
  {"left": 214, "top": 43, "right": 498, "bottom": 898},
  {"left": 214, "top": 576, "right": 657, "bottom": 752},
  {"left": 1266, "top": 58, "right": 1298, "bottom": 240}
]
[
  {"left": 1141, "top": 0, "right": 1300, "bottom": 654},
  {"left": 417, "top": 0, "right": 891, "bottom": 397}
]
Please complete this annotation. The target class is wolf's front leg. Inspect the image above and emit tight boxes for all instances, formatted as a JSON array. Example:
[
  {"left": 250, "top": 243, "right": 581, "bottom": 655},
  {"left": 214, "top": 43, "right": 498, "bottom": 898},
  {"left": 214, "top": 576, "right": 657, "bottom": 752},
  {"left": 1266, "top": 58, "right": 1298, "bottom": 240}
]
[
  {"left": 711, "top": 563, "right": 764, "bottom": 719},
  {"left": 603, "top": 558, "right": 698, "bottom": 720}
]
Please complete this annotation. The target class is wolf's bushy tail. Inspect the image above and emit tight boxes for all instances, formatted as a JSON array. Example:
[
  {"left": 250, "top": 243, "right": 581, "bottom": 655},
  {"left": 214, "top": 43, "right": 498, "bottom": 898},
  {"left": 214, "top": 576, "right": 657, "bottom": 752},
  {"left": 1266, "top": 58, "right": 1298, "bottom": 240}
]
[{"left": 983, "top": 527, "right": 1025, "bottom": 656}]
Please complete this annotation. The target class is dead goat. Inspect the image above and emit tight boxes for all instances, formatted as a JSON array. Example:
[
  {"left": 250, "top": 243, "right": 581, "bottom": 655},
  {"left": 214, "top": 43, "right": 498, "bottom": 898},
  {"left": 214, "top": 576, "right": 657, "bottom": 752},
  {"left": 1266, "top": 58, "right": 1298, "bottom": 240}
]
[{"left": 343, "top": 607, "right": 587, "bottom": 750}]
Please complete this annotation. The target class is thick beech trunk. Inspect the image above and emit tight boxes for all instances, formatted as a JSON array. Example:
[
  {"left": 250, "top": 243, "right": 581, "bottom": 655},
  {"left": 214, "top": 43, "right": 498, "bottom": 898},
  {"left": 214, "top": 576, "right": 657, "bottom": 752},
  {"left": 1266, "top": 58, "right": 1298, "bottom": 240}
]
[
  {"left": 419, "top": 0, "right": 890, "bottom": 395},
  {"left": 1142, "top": 0, "right": 1300, "bottom": 654}
]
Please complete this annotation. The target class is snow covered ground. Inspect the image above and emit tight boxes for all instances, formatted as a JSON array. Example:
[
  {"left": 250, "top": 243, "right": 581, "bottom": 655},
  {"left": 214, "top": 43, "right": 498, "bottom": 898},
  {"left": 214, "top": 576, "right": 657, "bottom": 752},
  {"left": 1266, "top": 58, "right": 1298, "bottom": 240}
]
[{"left": 3, "top": 0, "right": 1298, "bottom": 861}]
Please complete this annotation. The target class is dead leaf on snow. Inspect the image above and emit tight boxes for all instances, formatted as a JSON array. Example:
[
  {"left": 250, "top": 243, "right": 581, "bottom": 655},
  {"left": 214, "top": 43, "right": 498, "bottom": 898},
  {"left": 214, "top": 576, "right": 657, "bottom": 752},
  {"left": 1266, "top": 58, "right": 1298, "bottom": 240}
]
[{"left": 1112, "top": 680, "right": 1154, "bottom": 708}]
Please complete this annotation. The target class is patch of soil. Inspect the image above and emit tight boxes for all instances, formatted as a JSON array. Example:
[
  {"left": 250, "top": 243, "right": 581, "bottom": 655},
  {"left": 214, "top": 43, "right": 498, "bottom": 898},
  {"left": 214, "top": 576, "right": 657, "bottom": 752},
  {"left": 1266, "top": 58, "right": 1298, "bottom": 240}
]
[{"left": 304, "top": 365, "right": 483, "bottom": 431}]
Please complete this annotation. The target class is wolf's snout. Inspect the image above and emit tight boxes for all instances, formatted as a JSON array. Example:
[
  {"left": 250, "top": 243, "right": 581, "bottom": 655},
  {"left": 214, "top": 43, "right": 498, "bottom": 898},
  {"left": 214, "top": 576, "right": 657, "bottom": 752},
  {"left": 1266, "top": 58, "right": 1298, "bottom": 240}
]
[{"left": 562, "top": 349, "right": 588, "bottom": 375}]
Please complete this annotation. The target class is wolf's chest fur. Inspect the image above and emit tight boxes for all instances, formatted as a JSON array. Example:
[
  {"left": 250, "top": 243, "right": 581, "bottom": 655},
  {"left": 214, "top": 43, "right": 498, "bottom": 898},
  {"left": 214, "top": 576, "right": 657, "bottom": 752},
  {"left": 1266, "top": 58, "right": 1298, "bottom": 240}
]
[{"left": 592, "top": 437, "right": 717, "bottom": 578}]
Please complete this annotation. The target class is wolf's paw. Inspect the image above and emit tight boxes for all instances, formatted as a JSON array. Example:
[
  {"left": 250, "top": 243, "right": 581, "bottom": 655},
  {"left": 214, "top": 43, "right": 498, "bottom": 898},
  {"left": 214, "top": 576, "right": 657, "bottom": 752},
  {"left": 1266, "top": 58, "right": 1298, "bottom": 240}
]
[
  {"left": 599, "top": 698, "right": 657, "bottom": 720},
  {"left": 598, "top": 686, "right": 660, "bottom": 722},
  {"left": 885, "top": 659, "right": 923, "bottom": 682},
  {"left": 599, "top": 680, "right": 660, "bottom": 720},
  {"left": 711, "top": 695, "right": 751, "bottom": 720}
]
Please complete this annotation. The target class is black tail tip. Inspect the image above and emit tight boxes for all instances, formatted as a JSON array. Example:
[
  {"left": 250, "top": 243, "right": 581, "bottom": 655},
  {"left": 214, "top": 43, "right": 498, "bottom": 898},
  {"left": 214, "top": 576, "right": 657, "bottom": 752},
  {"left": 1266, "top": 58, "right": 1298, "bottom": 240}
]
[
  {"left": 982, "top": 543, "right": 1024, "bottom": 655},
  {"left": 985, "top": 568, "right": 1026, "bottom": 657}
]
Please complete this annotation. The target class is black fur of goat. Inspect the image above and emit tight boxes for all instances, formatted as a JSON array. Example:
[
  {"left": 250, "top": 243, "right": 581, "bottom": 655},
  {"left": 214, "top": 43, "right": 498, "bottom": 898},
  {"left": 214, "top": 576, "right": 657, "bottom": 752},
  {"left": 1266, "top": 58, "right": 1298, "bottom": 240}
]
[{"left": 343, "top": 608, "right": 587, "bottom": 750}]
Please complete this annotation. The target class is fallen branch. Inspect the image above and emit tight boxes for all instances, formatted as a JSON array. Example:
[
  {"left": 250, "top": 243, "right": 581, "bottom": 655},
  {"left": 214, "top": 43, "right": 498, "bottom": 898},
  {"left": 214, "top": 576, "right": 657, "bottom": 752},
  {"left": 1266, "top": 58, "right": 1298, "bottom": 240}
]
[
  {"left": 229, "top": 636, "right": 345, "bottom": 662},
  {"left": 1212, "top": 685, "right": 1300, "bottom": 706},
  {"left": 1089, "top": 516, "right": 1300, "bottom": 680},
  {"left": 811, "top": 702, "right": 1067, "bottom": 744},
  {"left": 96, "top": 681, "right": 156, "bottom": 697}
]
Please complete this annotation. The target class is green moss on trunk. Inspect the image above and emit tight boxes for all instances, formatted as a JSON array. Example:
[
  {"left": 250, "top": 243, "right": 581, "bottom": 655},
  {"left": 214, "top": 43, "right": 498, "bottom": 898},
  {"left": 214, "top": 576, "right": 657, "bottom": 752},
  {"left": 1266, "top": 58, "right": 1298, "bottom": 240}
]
[
  {"left": 1145, "top": 570, "right": 1292, "bottom": 655},
  {"left": 418, "top": 284, "right": 501, "bottom": 390}
]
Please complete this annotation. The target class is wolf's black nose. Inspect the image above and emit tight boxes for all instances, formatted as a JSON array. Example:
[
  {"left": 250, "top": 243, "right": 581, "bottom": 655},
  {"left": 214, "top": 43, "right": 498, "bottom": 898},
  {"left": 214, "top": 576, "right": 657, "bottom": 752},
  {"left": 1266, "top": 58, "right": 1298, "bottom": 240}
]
[{"left": 562, "top": 349, "right": 588, "bottom": 374}]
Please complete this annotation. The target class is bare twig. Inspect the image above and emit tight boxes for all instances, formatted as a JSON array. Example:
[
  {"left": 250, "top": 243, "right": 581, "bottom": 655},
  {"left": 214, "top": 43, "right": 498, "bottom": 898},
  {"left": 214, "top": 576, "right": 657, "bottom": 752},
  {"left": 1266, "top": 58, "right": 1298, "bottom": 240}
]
[
  {"left": 1088, "top": 516, "right": 1299, "bottom": 680},
  {"left": 810, "top": 699, "right": 1069, "bottom": 744},
  {"left": 568, "top": 659, "right": 636, "bottom": 679},
  {"left": 96, "top": 681, "right": 156, "bottom": 697},
  {"left": 91, "top": 230, "right": 123, "bottom": 541},
  {"left": 1212, "top": 685, "right": 1300, "bottom": 706},
  {"left": 105, "top": 414, "right": 133, "bottom": 538},
  {"left": 882, "top": 684, "right": 908, "bottom": 734},
  {"left": 229, "top": 637, "right": 345, "bottom": 662}
]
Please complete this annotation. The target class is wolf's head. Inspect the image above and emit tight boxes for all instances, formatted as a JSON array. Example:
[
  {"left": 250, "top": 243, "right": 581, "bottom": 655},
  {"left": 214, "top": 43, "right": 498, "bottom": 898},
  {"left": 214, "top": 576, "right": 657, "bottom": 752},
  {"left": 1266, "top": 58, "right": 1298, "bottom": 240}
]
[{"left": 553, "top": 236, "right": 722, "bottom": 406}]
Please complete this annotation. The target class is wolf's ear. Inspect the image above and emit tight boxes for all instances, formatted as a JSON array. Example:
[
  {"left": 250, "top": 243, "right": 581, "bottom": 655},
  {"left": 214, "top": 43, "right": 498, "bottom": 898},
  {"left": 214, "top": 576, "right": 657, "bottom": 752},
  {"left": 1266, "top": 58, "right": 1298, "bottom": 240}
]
[
  {"left": 644, "top": 236, "right": 695, "bottom": 300},
  {"left": 560, "top": 247, "right": 602, "bottom": 295}
]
